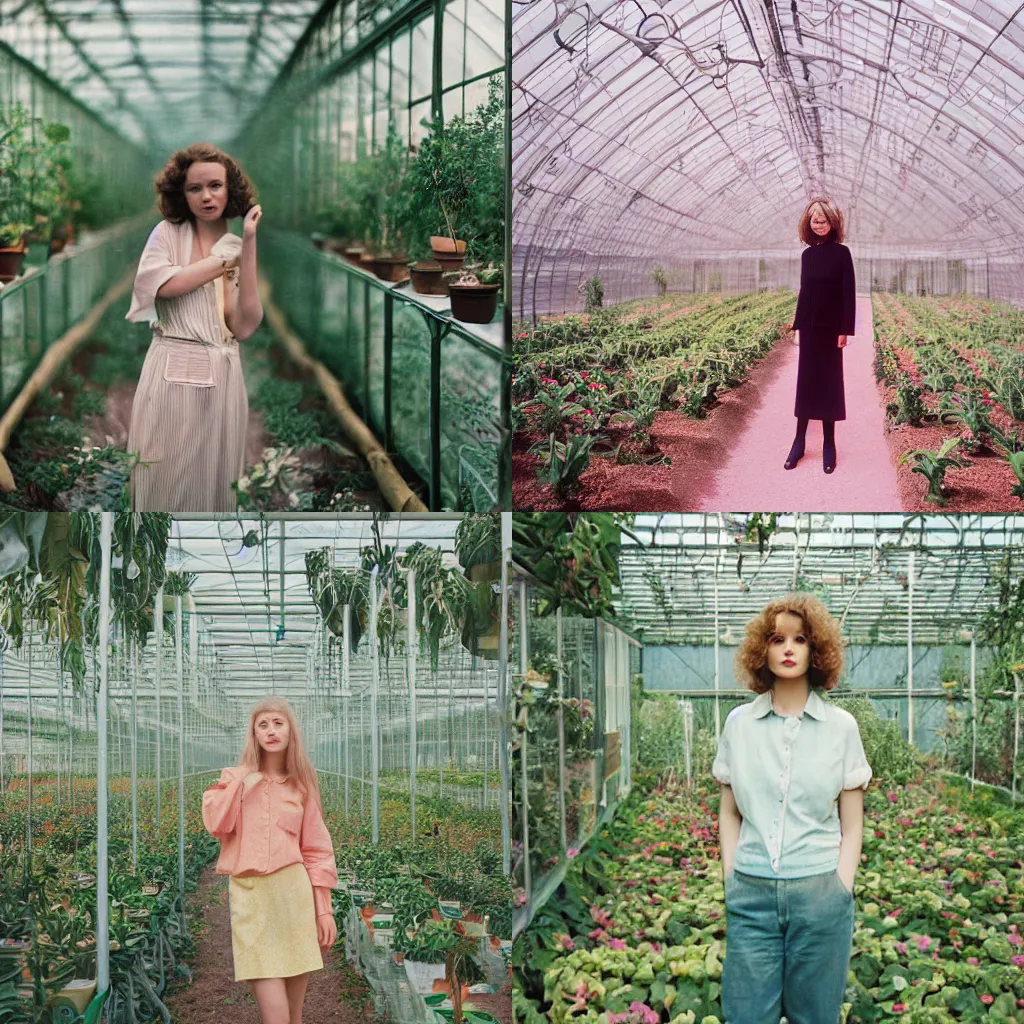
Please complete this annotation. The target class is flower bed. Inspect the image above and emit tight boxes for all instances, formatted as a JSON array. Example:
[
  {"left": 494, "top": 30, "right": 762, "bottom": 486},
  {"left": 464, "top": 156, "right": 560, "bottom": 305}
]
[
  {"left": 515, "top": 769, "right": 1024, "bottom": 1024},
  {"left": 872, "top": 293, "right": 1024, "bottom": 510}
]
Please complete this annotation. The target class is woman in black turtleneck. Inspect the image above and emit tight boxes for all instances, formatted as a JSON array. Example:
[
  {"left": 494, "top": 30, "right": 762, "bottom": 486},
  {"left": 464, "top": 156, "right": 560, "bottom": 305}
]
[{"left": 785, "top": 198, "right": 857, "bottom": 474}]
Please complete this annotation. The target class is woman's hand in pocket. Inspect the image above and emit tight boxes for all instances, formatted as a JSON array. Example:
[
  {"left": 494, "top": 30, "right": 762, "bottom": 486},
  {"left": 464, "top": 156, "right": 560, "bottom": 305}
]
[
  {"left": 837, "top": 335, "right": 849, "bottom": 348},
  {"left": 317, "top": 912, "right": 338, "bottom": 949}
]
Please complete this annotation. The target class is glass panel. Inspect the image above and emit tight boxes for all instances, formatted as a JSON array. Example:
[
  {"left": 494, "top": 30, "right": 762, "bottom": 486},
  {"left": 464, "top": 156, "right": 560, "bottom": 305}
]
[
  {"left": 442, "top": 0, "right": 467, "bottom": 90},
  {"left": 411, "top": 16, "right": 434, "bottom": 104},
  {"left": 367, "top": 287, "right": 386, "bottom": 432},
  {"left": 390, "top": 304, "right": 433, "bottom": 482}
]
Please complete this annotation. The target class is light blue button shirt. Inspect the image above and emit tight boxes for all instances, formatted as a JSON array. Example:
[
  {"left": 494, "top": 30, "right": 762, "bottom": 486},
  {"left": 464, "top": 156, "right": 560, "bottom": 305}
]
[{"left": 712, "top": 688, "right": 872, "bottom": 879}]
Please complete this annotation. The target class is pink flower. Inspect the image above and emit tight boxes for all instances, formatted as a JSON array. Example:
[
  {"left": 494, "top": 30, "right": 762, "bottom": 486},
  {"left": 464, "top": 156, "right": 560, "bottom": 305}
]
[
  {"left": 980, "top": 994, "right": 994, "bottom": 1005},
  {"left": 917, "top": 936, "right": 932, "bottom": 951},
  {"left": 554, "top": 933, "right": 574, "bottom": 951},
  {"left": 895, "top": 942, "right": 907, "bottom": 955},
  {"left": 1009, "top": 933, "right": 1023, "bottom": 946},
  {"left": 892, "top": 1004, "right": 906, "bottom": 1013},
  {"left": 1012, "top": 954, "right": 1024, "bottom": 967},
  {"left": 967, "top": 956, "right": 980, "bottom": 965},
  {"left": 629, "top": 1002, "right": 659, "bottom": 1024},
  {"left": 608, "top": 938, "right": 627, "bottom": 950},
  {"left": 888, "top": 791, "right": 898, "bottom": 802},
  {"left": 567, "top": 847, "right": 579, "bottom": 858}
]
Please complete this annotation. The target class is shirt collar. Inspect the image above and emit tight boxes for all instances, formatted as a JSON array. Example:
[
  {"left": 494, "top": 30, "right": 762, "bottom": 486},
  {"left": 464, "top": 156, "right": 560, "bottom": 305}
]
[{"left": 751, "top": 687, "right": 826, "bottom": 721}]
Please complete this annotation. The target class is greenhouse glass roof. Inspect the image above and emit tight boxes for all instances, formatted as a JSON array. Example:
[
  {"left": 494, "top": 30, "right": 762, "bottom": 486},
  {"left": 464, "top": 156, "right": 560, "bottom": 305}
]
[
  {"left": 0, "top": 0, "right": 322, "bottom": 149},
  {"left": 617, "top": 513, "right": 1024, "bottom": 646},
  {"left": 512, "top": 0, "right": 1024, "bottom": 259},
  {"left": 0, "top": 517, "right": 501, "bottom": 708}
]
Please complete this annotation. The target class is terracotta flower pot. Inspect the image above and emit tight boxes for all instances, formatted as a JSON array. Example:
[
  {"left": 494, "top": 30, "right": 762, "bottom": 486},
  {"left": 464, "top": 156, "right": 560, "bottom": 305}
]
[
  {"left": 372, "top": 255, "right": 410, "bottom": 283},
  {"left": 0, "top": 240, "right": 27, "bottom": 284},
  {"left": 344, "top": 246, "right": 365, "bottom": 266},
  {"left": 410, "top": 260, "right": 448, "bottom": 295},
  {"left": 430, "top": 235, "right": 468, "bottom": 273},
  {"left": 448, "top": 282, "right": 500, "bottom": 324}
]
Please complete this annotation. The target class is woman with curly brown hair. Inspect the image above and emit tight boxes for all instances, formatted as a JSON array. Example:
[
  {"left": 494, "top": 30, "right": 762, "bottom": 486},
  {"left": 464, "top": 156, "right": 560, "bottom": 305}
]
[
  {"left": 125, "top": 143, "right": 264, "bottom": 511},
  {"left": 711, "top": 593, "right": 871, "bottom": 1024},
  {"left": 786, "top": 198, "right": 857, "bottom": 475}
]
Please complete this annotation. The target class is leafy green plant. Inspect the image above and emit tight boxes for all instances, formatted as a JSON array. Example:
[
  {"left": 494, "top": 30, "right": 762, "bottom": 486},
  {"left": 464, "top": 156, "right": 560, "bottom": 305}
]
[
  {"left": 364, "top": 117, "right": 410, "bottom": 256},
  {"left": 939, "top": 390, "right": 1006, "bottom": 453},
  {"left": 1007, "top": 450, "right": 1024, "bottom": 500},
  {"left": 405, "top": 76, "right": 503, "bottom": 265},
  {"left": 886, "top": 374, "right": 927, "bottom": 426},
  {"left": 0, "top": 104, "right": 42, "bottom": 246},
  {"left": 651, "top": 265, "right": 669, "bottom": 296},
  {"left": 528, "top": 431, "right": 601, "bottom": 498},
  {"left": 583, "top": 277, "right": 604, "bottom": 312},
  {"left": 394, "top": 918, "right": 458, "bottom": 963},
  {"left": 897, "top": 437, "right": 967, "bottom": 505}
]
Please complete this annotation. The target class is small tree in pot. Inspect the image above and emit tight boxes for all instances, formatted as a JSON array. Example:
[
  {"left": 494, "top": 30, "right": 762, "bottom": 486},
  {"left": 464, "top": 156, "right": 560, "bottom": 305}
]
[{"left": 364, "top": 118, "right": 411, "bottom": 282}]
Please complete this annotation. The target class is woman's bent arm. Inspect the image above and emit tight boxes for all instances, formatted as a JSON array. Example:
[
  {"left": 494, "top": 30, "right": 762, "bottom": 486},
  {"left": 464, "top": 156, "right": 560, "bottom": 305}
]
[
  {"left": 156, "top": 255, "right": 228, "bottom": 300},
  {"left": 718, "top": 783, "right": 743, "bottom": 877},
  {"left": 232, "top": 232, "right": 264, "bottom": 341}
]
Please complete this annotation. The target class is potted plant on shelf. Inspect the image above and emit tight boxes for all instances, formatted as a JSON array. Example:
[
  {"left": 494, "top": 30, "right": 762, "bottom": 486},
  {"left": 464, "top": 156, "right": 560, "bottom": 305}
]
[
  {"left": 24, "top": 119, "right": 74, "bottom": 267},
  {"left": 364, "top": 119, "right": 411, "bottom": 283},
  {"left": 445, "top": 263, "right": 502, "bottom": 324},
  {"left": 0, "top": 103, "right": 39, "bottom": 282}
]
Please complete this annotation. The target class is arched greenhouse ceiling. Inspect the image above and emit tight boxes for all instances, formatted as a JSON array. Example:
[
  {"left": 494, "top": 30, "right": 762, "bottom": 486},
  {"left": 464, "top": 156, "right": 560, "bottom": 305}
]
[
  {"left": 0, "top": 518, "right": 501, "bottom": 707},
  {"left": 615, "top": 513, "right": 1024, "bottom": 647},
  {"left": 512, "top": 0, "right": 1024, "bottom": 260},
  {"left": 0, "top": 0, "right": 322, "bottom": 150}
]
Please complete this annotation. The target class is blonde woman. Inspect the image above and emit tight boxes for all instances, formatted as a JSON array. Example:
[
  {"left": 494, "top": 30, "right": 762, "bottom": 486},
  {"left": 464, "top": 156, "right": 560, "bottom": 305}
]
[
  {"left": 125, "top": 142, "right": 264, "bottom": 512},
  {"left": 786, "top": 198, "right": 857, "bottom": 475},
  {"left": 202, "top": 698, "right": 338, "bottom": 1024},
  {"left": 713, "top": 594, "right": 871, "bottom": 1024}
]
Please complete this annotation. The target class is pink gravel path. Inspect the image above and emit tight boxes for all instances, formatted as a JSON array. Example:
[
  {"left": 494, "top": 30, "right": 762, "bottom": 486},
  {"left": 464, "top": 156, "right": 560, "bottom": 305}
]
[{"left": 699, "top": 295, "right": 900, "bottom": 511}]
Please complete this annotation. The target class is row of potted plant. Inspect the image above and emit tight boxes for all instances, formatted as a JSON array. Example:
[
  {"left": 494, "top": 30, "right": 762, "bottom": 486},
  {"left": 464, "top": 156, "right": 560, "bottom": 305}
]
[
  {"left": 309, "top": 76, "right": 504, "bottom": 324},
  {"left": 0, "top": 104, "right": 80, "bottom": 283}
]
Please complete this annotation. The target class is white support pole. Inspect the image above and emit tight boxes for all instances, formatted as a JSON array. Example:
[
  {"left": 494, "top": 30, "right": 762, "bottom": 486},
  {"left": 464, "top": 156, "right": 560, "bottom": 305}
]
[
  {"left": 155, "top": 584, "right": 163, "bottom": 828},
  {"left": 369, "top": 569, "right": 380, "bottom": 845},
  {"left": 343, "top": 604, "right": 350, "bottom": 818},
  {"left": 1013, "top": 672, "right": 1021, "bottom": 806},
  {"left": 556, "top": 607, "right": 567, "bottom": 853},
  {"left": 96, "top": 513, "right": 113, "bottom": 998},
  {"left": 176, "top": 595, "right": 186, "bottom": 897},
  {"left": 498, "top": 523, "right": 511, "bottom": 874},
  {"left": 907, "top": 550, "right": 915, "bottom": 749},
  {"left": 519, "top": 578, "right": 531, "bottom": 897},
  {"left": 714, "top": 553, "right": 721, "bottom": 741},
  {"left": 27, "top": 634, "right": 33, "bottom": 856},
  {"left": 131, "top": 640, "right": 138, "bottom": 873},
  {"left": 408, "top": 568, "right": 417, "bottom": 841},
  {"left": 970, "top": 635, "right": 977, "bottom": 796}
]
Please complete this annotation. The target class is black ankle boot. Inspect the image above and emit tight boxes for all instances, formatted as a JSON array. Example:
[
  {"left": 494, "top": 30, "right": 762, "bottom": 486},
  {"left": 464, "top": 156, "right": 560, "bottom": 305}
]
[
  {"left": 784, "top": 438, "right": 805, "bottom": 470},
  {"left": 823, "top": 439, "right": 837, "bottom": 474}
]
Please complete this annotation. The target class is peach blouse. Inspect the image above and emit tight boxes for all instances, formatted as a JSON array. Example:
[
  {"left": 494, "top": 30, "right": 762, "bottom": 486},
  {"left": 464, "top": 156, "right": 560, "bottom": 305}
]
[{"left": 202, "top": 766, "right": 339, "bottom": 918}]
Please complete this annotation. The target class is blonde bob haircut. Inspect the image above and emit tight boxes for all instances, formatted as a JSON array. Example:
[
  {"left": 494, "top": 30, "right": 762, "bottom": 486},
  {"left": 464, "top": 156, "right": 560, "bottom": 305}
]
[
  {"left": 237, "top": 697, "right": 323, "bottom": 811},
  {"left": 798, "top": 198, "right": 846, "bottom": 246},
  {"left": 734, "top": 593, "right": 844, "bottom": 694}
]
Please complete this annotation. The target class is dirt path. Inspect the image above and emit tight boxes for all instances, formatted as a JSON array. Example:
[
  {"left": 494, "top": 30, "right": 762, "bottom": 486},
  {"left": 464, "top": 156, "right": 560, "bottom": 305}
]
[
  {"left": 699, "top": 294, "right": 901, "bottom": 510},
  {"left": 163, "top": 864, "right": 374, "bottom": 1024}
]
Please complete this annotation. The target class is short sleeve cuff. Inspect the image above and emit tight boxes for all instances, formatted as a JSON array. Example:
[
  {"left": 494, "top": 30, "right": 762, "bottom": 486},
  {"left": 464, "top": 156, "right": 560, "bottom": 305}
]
[
  {"left": 711, "top": 761, "right": 731, "bottom": 785},
  {"left": 843, "top": 764, "right": 872, "bottom": 790}
]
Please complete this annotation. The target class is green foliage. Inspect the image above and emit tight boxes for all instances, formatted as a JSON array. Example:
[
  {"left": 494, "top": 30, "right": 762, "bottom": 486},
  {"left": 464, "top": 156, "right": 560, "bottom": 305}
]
[
  {"left": 651, "top": 265, "right": 669, "bottom": 296},
  {"left": 886, "top": 373, "right": 927, "bottom": 426},
  {"left": 828, "top": 695, "right": 925, "bottom": 786},
  {"left": 584, "top": 277, "right": 604, "bottom": 312},
  {"left": 404, "top": 75, "right": 504, "bottom": 266},
  {"left": 512, "top": 513, "right": 636, "bottom": 619},
  {"left": 528, "top": 431, "right": 601, "bottom": 498},
  {"left": 898, "top": 437, "right": 968, "bottom": 505}
]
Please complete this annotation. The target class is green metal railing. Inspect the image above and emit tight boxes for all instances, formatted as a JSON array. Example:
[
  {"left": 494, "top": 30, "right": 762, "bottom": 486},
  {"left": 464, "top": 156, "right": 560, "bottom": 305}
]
[
  {"left": 263, "top": 228, "right": 504, "bottom": 510},
  {"left": 0, "top": 216, "right": 153, "bottom": 410}
]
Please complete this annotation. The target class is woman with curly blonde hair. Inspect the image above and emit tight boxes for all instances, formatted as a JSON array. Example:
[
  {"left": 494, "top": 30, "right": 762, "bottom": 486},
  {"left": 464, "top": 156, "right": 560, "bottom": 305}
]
[
  {"left": 125, "top": 142, "right": 264, "bottom": 511},
  {"left": 712, "top": 593, "right": 871, "bottom": 1024},
  {"left": 202, "top": 698, "right": 338, "bottom": 1024}
]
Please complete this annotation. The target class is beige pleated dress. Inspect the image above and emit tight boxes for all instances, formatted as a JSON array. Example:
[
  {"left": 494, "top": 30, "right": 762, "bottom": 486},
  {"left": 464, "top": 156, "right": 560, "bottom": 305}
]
[{"left": 125, "top": 219, "right": 248, "bottom": 512}]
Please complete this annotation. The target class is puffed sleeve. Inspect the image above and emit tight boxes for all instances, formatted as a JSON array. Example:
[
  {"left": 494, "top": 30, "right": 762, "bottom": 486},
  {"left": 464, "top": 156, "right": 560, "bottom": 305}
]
[
  {"left": 301, "top": 792, "right": 338, "bottom": 915},
  {"left": 841, "top": 245, "right": 856, "bottom": 336},
  {"left": 711, "top": 714, "right": 733, "bottom": 785},
  {"left": 842, "top": 718, "right": 872, "bottom": 791},
  {"left": 791, "top": 247, "right": 808, "bottom": 331},
  {"left": 202, "top": 766, "right": 245, "bottom": 838},
  {"left": 126, "top": 220, "right": 183, "bottom": 323}
]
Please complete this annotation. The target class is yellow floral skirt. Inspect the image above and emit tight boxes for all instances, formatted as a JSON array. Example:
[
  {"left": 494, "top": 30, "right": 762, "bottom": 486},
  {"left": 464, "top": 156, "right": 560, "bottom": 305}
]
[{"left": 229, "top": 863, "right": 324, "bottom": 981}]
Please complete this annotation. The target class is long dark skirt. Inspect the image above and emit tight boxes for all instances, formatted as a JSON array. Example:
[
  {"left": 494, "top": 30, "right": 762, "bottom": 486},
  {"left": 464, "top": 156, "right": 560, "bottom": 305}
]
[{"left": 794, "top": 328, "right": 846, "bottom": 420}]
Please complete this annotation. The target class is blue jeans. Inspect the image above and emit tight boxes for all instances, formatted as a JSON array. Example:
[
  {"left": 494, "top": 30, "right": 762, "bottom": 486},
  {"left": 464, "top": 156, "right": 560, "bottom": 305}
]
[{"left": 722, "top": 868, "right": 855, "bottom": 1024}]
